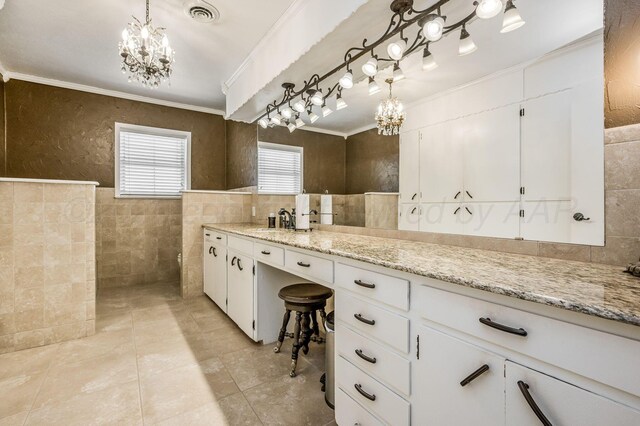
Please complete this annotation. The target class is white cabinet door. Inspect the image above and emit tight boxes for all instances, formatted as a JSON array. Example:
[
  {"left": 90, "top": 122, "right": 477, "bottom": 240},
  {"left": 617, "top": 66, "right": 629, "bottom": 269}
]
[
  {"left": 420, "top": 203, "right": 464, "bottom": 235},
  {"left": 399, "top": 130, "right": 421, "bottom": 203},
  {"left": 520, "top": 200, "right": 573, "bottom": 243},
  {"left": 420, "top": 121, "right": 464, "bottom": 203},
  {"left": 463, "top": 202, "right": 520, "bottom": 239},
  {"left": 413, "top": 326, "right": 505, "bottom": 426},
  {"left": 463, "top": 105, "right": 521, "bottom": 202},
  {"left": 521, "top": 90, "right": 572, "bottom": 202},
  {"left": 227, "top": 249, "right": 255, "bottom": 339},
  {"left": 506, "top": 362, "right": 640, "bottom": 426},
  {"left": 210, "top": 244, "right": 227, "bottom": 312},
  {"left": 398, "top": 203, "right": 420, "bottom": 231},
  {"left": 203, "top": 241, "right": 215, "bottom": 300}
]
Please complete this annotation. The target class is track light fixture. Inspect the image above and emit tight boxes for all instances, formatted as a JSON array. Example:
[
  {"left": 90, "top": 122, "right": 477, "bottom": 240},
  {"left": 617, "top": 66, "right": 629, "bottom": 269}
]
[
  {"left": 422, "top": 44, "right": 438, "bottom": 71},
  {"left": 393, "top": 62, "right": 405, "bottom": 82},
  {"left": 368, "top": 77, "right": 381, "bottom": 96},
  {"left": 387, "top": 39, "right": 406, "bottom": 61},
  {"left": 321, "top": 102, "right": 333, "bottom": 118},
  {"left": 421, "top": 14, "right": 445, "bottom": 42},
  {"left": 307, "top": 108, "right": 319, "bottom": 124},
  {"left": 501, "top": 0, "right": 525, "bottom": 33},
  {"left": 475, "top": 0, "right": 503, "bottom": 20},
  {"left": 270, "top": 112, "right": 282, "bottom": 126},
  {"left": 362, "top": 57, "right": 378, "bottom": 77},
  {"left": 295, "top": 115, "right": 305, "bottom": 128},
  {"left": 281, "top": 105, "right": 293, "bottom": 120},
  {"left": 459, "top": 24, "right": 478, "bottom": 56},
  {"left": 310, "top": 89, "right": 324, "bottom": 106},
  {"left": 287, "top": 121, "right": 296, "bottom": 133},
  {"left": 336, "top": 93, "right": 348, "bottom": 110},
  {"left": 258, "top": 117, "right": 269, "bottom": 129},
  {"left": 339, "top": 70, "right": 354, "bottom": 89},
  {"left": 293, "top": 99, "right": 306, "bottom": 113}
]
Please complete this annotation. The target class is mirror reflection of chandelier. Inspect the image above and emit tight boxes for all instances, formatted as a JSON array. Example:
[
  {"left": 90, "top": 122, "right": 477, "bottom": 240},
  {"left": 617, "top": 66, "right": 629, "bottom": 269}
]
[
  {"left": 119, "top": 0, "right": 174, "bottom": 88},
  {"left": 375, "top": 78, "right": 406, "bottom": 136}
]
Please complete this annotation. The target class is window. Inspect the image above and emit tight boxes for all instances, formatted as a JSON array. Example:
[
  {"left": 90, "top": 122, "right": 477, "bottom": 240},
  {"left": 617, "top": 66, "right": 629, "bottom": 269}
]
[
  {"left": 258, "top": 142, "right": 303, "bottom": 194},
  {"left": 115, "top": 123, "right": 190, "bottom": 198}
]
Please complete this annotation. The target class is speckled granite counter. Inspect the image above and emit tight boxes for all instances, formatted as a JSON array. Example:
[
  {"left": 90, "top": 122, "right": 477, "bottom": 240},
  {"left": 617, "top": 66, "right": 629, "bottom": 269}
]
[{"left": 203, "top": 224, "right": 640, "bottom": 327}]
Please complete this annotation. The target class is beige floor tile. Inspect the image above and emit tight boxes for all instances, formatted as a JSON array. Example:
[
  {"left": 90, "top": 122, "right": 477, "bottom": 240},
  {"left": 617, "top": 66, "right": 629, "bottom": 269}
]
[
  {"left": 136, "top": 335, "right": 199, "bottom": 378},
  {"left": 95, "top": 311, "right": 132, "bottom": 333},
  {"left": 0, "top": 372, "right": 46, "bottom": 419},
  {"left": 32, "top": 350, "right": 138, "bottom": 410},
  {"left": 0, "top": 411, "right": 29, "bottom": 426},
  {"left": 184, "top": 327, "right": 258, "bottom": 360},
  {"left": 243, "top": 370, "right": 334, "bottom": 426},
  {"left": 53, "top": 328, "right": 134, "bottom": 365},
  {"left": 140, "top": 361, "right": 238, "bottom": 423},
  {"left": 0, "top": 344, "right": 58, "bottom": 380},
  {"left": 25, "top": 381, "right": 142, "bottom": 426},
  {"left": 157, "top": 393, "right": 262, "bottom": 426}
]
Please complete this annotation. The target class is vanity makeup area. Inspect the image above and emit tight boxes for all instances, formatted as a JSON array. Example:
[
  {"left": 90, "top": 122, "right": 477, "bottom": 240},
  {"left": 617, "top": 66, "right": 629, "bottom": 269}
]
[{"left": 202, "top": 1, "right": 640, "bottom": 425}]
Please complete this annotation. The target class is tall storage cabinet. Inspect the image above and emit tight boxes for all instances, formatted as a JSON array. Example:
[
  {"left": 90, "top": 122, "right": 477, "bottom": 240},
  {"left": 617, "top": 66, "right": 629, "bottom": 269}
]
[
  {"left": 203, "top": 233, "right": 228, "bottom": 312},
  {"left": 227, "top": 249, "right": 255, "bottom": 339}
]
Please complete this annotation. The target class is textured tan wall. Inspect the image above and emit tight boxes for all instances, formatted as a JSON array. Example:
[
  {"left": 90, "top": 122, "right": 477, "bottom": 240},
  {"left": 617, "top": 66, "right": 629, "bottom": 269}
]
[
  {"left": 2, "top": 80, "right": 226, "bottom": 189},
  {"left": 258, "top": 126, "right": 346, "bottom": 194},
  {"left": 346, "top": 128, "right": 399, "bottom": 194},
  {"left": 0, "top": 182, "right": 96, "bottom": 354},
  {"left": 95, "top": 188, "right": 181, "bottom": 289},
  {"left": 226, "top": 120, "right": 257, "bottom": 190},
  {"left": 604, "top": 0, "right": 640, "bottom": 128}
]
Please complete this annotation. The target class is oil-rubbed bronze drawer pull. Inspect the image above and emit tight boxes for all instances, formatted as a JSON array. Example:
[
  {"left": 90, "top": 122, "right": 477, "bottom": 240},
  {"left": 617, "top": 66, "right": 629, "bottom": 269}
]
[
  {"left": 518, "top": 381, "right": 552, "bottom": 426},
  {"left": 216, "top": 236, "right": 222, "bottom": 240},
  {"left": 205, "top": 233, "right": 210, "bottom": 236},
  {"left": 460, "top": 364, "right": 490, "bottom": 387},
  {"left": 354, "top": 313, "right": 375, "bottom": 326},
  {"left": 261, "top": 250, "right": 271, "bottom": 255},
  {"left": 212, "top": 247, "right": 217, "bottom": 257},
  {"left": 208, "top": 246, "right": 213, "bottom": 254},
  {"left": 237, "top": 258, "right": 244, "bottom": 271},
  {"left": 297, "top": 261, "right": 311, "bottom": 268},
  {"left": 355, "top": 349, "right": 377, "bottom": 364},
  {"left": 231, "top": 256, "right": 237, "bottom": 266},
  {"left": 354, "top": 279, "right": 375, "bottom": 289},
  {"left": 354, "top": 383, "right": 376, "bottom": 401},
  {"left": 479, "top": 317, "right": 527, "bottom": 336}
]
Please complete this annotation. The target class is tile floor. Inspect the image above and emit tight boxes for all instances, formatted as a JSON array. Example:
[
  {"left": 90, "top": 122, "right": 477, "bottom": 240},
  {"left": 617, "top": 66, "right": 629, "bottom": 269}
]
[{"left": 0, "top": 282, "right": 336, "bottom": 425}]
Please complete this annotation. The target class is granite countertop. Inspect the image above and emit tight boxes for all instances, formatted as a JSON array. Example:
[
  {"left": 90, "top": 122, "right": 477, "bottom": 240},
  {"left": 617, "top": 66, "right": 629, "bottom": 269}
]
[{"left": 203, "top": 223, "right": 640, "bottom": 327}]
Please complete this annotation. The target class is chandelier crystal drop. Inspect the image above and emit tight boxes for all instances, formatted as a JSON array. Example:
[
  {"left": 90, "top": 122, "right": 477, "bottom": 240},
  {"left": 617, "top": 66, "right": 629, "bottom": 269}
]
[
  {"left": 119, "top": 0, "right": 174, "bottom": 88},
  {"left": 375, "top": 79, "right": 405, "bottom": 136}
]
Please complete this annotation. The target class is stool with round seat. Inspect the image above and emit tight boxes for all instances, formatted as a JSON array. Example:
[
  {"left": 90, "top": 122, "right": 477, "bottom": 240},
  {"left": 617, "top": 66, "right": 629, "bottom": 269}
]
[{"left": 274, "top": 283, "right": 333, "bottom": 377}]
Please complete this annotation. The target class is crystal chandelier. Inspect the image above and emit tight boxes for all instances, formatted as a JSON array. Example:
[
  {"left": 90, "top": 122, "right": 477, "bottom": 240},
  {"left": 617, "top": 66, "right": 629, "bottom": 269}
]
[
  {"left": 119, "top": 0, "right": 174, "bottom": 88},
  {"left": 375, "top": 79, "right": 405, "bottom": 136}
]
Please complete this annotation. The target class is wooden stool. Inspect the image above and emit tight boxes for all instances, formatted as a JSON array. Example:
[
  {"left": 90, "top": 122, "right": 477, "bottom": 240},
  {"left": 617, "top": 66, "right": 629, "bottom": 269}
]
[{"left": 273, "top": 283, "right": 333, "bottom": 377}]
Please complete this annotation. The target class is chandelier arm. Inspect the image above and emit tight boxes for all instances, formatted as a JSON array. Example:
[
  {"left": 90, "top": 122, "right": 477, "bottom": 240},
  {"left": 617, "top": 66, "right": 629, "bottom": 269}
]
[
  {"left": 146, "top": 0, "right": 150, "bottom": 24},
  {"left": 443, "top": 10, "right": 477, "bottom": 34}
]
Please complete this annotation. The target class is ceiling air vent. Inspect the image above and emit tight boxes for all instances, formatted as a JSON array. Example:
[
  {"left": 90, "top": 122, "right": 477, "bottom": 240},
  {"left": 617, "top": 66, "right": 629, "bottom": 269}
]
[{"left": 184, "top": 1, "right": 219, "bottom": 24}]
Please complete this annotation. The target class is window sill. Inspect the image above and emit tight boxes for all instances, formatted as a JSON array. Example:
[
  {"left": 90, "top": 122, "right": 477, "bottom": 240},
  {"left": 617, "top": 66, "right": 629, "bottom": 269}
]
[{"left": 114, "top": 195, "right": 182, "bottom": 200}]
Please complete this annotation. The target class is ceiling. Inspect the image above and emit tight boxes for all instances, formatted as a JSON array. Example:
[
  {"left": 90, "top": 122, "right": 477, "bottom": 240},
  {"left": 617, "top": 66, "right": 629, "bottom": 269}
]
[
  {"left": 239, "top": 0, "right": 604, "bottom": 135},
  {"left": 0, "top": 0, "right": 295, "bottom": 111}
]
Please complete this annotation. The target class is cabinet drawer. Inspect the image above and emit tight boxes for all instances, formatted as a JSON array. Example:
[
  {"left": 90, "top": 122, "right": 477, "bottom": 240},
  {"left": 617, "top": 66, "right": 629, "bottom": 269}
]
[
  {"left": 253, "top": 242, "right": 284, "bottom": 266},
  {"left": 417, "top": 284, "right": 640, "bottom": 397},
  {"left": 285, "top": 249, "right": 334, "bottom": 284},
  {"left": 335, "top": 388, "right": 384, "bottom": 426},
  {"left": 506, "top": 362, "right": 640, "bottom": 426},
  {"left": 228, "top": 235, "right": 253, "bottom": 255},
  {"left": 335, "top": 263, "right": 409, "bottom": 311},
  {"left": 337, "top": 324, "right": 410, "bottom": 396},
  {"left": 203, "top": 229, "right": 226, "bottom": 245},
  {"left": 337, "top": 356, "right": 410, "bottom": 426},
  {"left": 336, "top": 291, "right": 409, "bottom": 354}
]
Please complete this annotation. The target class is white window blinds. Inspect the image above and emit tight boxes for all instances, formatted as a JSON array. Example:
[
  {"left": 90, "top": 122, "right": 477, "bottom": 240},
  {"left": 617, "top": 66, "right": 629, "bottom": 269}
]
[
  {"left": 116, "top": 124, "right": 190, "bottom": 197},
  {"left": 258, "top": 142, "right": 303, "bottom": 194}
]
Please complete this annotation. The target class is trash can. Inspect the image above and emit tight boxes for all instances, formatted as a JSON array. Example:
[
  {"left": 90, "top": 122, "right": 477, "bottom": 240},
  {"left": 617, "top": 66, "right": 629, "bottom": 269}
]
[{"left": 324, "top": 311, "right": 335, "bottom": 409}]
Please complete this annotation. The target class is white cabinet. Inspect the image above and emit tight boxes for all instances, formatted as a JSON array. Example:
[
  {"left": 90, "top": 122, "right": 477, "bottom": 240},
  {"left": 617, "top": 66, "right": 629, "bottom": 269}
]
[
  {"left": 398, "top": 203, "right": 420, "bottom": 231},
  {"left": 398, "top": 129, "right": 421, "bottom": 204},
  {"left": 226, "top": 249, "right": 255, "bottom": 339},
  {"left": 203, "top": 241, "right": 227, "bottom": 312},
  {"left": 414, "top": 326, "right": 506, "bottom": 426},
  {"left": 505, "top": 362, "right": 640, "bottom": 426},
  {"left": 420, "top": 120, "right": 463, "bottom": 203},
  {"left": 464, "top": 202, "right": 520, "bottom": 239},
  {"left": 421, "top": 202, "right": 463, "bottom": 235}
]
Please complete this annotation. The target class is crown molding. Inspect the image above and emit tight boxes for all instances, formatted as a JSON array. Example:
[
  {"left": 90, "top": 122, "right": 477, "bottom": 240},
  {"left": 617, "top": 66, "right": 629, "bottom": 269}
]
[
  {"left": 345, "top": 123, "right": 378, "bottom": 138},
  {"left": 298, "top": 125, "right": 347, "bottom": 139},
  {"left": 7, "top": 72, "right": 226, "bottom": 116},
  {"left": 0, "top": 61, "right": 9, "bottom": 82}
]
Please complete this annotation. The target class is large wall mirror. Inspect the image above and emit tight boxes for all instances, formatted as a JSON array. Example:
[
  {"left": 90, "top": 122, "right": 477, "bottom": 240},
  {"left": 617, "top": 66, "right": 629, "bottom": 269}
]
[{"left": 259, "top": 0, "right": 604, "bottom": 246}]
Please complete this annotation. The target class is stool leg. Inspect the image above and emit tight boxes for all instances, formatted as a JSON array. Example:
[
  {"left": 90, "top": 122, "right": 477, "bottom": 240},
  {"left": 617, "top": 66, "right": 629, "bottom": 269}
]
[
  {"left": 274, "top": 309, "right": 291, "bottom": 353},
  {"left": 290, "top": 311, "right": 303, "bottom": 377},
  {"left": 311, "top": 310, "right": 320, "bottom": 338},
  {"left": 301, "top": 312, "right": 311, "bottom": 355},
  {"left": 319, "top": 308, "right": 327, "bottom": 333}
]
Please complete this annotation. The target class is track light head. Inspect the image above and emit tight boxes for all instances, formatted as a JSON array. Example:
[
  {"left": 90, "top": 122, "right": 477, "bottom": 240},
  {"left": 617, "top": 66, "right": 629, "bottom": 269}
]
[
  {"left": 336, "top": 94, "right": 348, "bottom": 111},
  {"left": 293, "top": 100, "right": 306, "bottom": 113},
  {"left": 287, "top": 121, "right": 296, "bottom": 133},
  {"left": 420, "top": 14, "right": 445, "bottom": 42},
  {"left": 307, "top": 108, "right": 319, "bottom": 124},
  {"left": 270, "top": 113, "right": 282, "bottom": 126},
  {"left": 422, "top": 45, "right": 438, "bottom": 71},
  {"left": 387, "top": 39, "right": 406, "bottom": 61},
  {"left": 368, "top": 77, "right": 381, "bottom": 95},
  {"left": 362, "top": 57, "right": 378, "bottom": 77},
  {"left": 459, "top": 25, "right": 478, "bottom": 56},
  {"left": 258, "top": 117, "right": 269, "bottom": 129},
  {"left": 339, "top": 71, "right": 354, "bottom": 89},
  {"left": 321, "top": 102, "right": 333, "bottom": 118},
  {"left": 475, "top": 0, "right": 503, "bottom": 19},
  {"left": 501, "top": 0, "right": 525, "bottom": 33},
  {"left": 393, "top": 62, "right": 405, "bottom": 82},
  {"left": 310, "top": 90, "right": 324, "bottom": 106}
]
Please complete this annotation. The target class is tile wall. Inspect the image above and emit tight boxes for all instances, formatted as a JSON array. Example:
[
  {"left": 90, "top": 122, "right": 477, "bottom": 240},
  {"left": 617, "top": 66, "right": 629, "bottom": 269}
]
[
  {"left": 365, "top": 194, "right": 399, "bottom": 230},
  {"left": 95, "top": 188, "right": 181, "bottom": 289},
  {"left": 0, "top": 181, "right": 96, "bottom": 353}
]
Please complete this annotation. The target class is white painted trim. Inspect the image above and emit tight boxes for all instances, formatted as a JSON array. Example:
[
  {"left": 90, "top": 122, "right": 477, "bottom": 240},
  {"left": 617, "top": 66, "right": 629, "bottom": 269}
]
[
  {"left": 0, "top": 61, "right": 9, "bottom": 82},
  {"left": 364, "top": 192, "right": 399, "bottom": 195},
  {"left": 345, "top": 123, "right": 378, "bottom": 138},
  {"left": 8, "top": 72, "right": 226, "bottom": 116},
  {"left": 182, "top": 190, "right": 252, "bottom": 195},
  {"left": 0, "top": 177, "right": 99, "bottom": 185},
  {"left": 298, "top": 125, "right": 348, "bottom": 139}
]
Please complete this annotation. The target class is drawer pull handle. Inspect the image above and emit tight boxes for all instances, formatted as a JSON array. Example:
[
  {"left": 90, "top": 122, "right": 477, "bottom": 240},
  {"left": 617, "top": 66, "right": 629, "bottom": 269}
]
[
  {"left": 297, "top": 261, "right": 311, "bottom": 268},
  {"left": 231, "top": 256, "right": 237, "bottom": 266},
  {"left": 212, "top": 247, "right": 217, "bottom": 257},
  {"left": 355, "top": 349, "right": 377, "bottom": 364},
  {"left": 518, "top": 381, "right": 552, "bottom": 426},
  {"left": 454, "top": 191, "right": 461, "bottom": 199},
  {"left": 479, "top": 317, "right": 527, "bottom": 336},
  {"left": 261, "top": 250, "right": 271, "bottom": 255},
  {"left": 216, "top": 236, "right": 222, "bottom": 240},
  {"left": 205, "top": 233, "right": 210, "bottom": 236},
  {"left": 354, "top": 279, "right": 375, "bottom": 289},
  {"left": 459, "top": 364, "right": 490, "bottom": 387},
  {"left": 208, "top": 246, "right": 213, "bottom": 254},
  {"left": 237, "top": 258, "right": 244, "bottom": 271},
  {"left": 354, "top": 383, "right": 376, "bottom": 401},
  {"left": 354, "top": 313, "right": 375, "bottom": 326}
]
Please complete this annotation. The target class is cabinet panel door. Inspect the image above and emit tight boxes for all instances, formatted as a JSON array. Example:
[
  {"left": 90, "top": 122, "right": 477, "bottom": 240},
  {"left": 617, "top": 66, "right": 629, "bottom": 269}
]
[
  {"left": 520, "top": 200, "right": 573, "bottom": 244},
  {"left": 521, "top": 90, "right": 572, "bottom": 201},
  {"left": 506, "top": 362, "right": 640, "bottom": 426},
  {"left": 420, "top": 121, "right": 464, "bottom": 203},
  {"left": 420, "top": 203, "right": 464, "bottom": 235},
  {"left": 463, "top": 105, "right": 521, "bottom": 202},
  {"left": 398, "top": 203, "right": 420, "bottom": 231},
  {"left": 463, "top": 202, "right": 520, "bottom": 239},
  {"left": 227, "top": 250, "right": 254, "bottom": 339},
  {"left": 413, "top": 325, "right": 505, "bottom": 426},
  {"left": 399, "top": 130, "right": 421, "bottom": 203},
  {"left": 210, "top": 244, "right": 227, "bottom": 312},
  {"left": 203, "top": 242, "right": 215, "bottom": 299}
]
